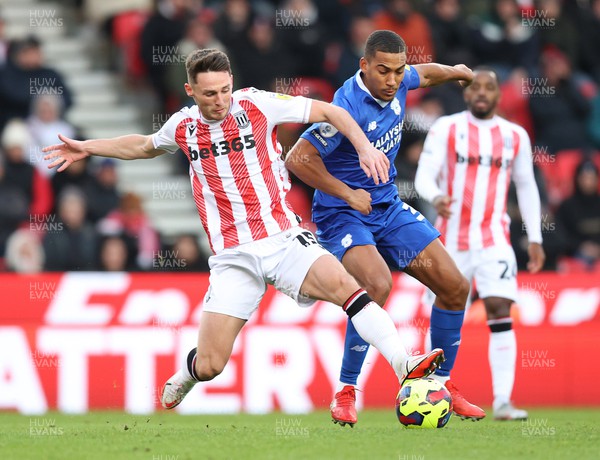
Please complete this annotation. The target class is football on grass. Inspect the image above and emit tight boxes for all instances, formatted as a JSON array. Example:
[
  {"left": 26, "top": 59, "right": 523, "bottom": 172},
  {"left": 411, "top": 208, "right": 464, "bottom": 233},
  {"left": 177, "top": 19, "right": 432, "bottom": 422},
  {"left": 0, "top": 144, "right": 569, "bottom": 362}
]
[{"left": 395, "top": 377, "right": 453, "bottom": 428}]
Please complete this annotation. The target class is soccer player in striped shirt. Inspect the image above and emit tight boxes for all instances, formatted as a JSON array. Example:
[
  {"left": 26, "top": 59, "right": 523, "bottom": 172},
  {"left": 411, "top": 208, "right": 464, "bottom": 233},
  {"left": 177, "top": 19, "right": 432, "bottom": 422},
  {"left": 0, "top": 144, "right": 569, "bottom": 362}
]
[
  {"left": 43, "top": 48, "right": 445, "bottom": 412},
  {"left": 286, "top": 30, "right": 485, "bottom": 426},
  {"left": 415, "top": 69, "right": 545, "bottom": 420}
]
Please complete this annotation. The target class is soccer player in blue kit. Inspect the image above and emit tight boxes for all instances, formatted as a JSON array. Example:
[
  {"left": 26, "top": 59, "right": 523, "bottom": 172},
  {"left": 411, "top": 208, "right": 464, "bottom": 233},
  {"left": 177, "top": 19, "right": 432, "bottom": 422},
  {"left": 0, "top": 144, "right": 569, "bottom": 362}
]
[{"left": 286, "top": 30, "right": 485, "bottom": 426}]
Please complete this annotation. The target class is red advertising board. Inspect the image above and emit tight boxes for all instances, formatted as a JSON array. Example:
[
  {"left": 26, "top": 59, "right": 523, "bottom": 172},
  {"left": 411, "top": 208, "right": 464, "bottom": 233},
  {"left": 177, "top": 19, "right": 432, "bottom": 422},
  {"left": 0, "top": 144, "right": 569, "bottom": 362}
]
[{"left": 1, "top": 272, "right": 599, "bottom": 414}]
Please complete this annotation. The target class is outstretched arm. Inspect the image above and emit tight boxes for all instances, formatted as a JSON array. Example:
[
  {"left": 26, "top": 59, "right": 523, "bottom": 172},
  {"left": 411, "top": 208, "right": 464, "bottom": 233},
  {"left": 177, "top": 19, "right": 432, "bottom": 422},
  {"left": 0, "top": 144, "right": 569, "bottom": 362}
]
[
  {"left": 308, "top": 100, "right": 390, "bottom": 185},
  {"left": 43, "top": 133, "right": 165, "bottom": 172},
  {"left": 414, "top": 63, "right": 473, "bottom": 88},
  {"left": 285, "top": 138, "right": 372, "bottom": 215}
]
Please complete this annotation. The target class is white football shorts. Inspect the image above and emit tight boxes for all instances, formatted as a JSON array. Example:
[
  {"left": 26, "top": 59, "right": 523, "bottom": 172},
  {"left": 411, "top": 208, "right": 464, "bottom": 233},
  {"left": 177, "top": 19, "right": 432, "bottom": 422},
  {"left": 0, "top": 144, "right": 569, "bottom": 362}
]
[
  {"left": 424, "top": 244, "right": 519, "bottom": 306},
  {"left": 202, "top": 226, "right": 331, "bottom": 320},
  {"left": 454, "top": 244, "right": 519, "bottom": 303}
]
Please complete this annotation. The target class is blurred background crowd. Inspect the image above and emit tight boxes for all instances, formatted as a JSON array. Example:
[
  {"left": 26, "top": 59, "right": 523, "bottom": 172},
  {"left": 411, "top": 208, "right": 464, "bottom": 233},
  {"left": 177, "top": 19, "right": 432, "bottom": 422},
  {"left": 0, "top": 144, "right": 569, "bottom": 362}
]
[{"left": 0, "top": 0, "right": 599, "bottom": 274}]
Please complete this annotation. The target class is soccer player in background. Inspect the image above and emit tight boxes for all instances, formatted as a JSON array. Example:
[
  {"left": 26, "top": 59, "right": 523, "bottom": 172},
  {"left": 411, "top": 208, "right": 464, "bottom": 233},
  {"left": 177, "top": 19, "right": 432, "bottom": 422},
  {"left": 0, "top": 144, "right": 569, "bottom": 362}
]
[
  {"left": 286, "top": 30, "right": 485, "bottom": 426},
  {"left": 43, "top": 48, "right": 445, "bottom": 412},
  {"left": 415, "top": 69, "right": 545, "bottom": 420}
]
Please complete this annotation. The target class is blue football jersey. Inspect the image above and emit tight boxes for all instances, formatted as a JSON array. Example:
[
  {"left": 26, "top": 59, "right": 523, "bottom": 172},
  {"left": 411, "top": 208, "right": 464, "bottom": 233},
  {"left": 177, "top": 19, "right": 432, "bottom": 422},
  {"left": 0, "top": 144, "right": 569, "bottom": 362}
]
[{"left": 300, "top": 66, "right": 420, "bottom": 222}]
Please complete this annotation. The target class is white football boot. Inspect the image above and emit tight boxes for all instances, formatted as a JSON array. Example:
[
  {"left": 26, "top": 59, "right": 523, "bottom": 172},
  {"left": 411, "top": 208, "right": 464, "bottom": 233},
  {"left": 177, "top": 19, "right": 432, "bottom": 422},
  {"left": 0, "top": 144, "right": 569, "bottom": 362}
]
[
  {"left": 396, "top": 348, "right": 445, "bottom": 386},
  {"left": 161, "top": 370, "right": 197, "bottom": 409},
  {"left": 493, "top": 402, "right": 528, "bottom": 420}
]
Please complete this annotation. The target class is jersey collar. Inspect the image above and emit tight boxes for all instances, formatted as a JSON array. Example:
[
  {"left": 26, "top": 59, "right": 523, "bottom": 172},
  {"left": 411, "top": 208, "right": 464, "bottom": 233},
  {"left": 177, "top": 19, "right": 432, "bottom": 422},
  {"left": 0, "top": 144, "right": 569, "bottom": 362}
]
[
  {"left": 354, "top": 70, "right": 392, "bottom": 108},
  {"left": 466, "top": 110, "right": 499, "bottom": 127}
]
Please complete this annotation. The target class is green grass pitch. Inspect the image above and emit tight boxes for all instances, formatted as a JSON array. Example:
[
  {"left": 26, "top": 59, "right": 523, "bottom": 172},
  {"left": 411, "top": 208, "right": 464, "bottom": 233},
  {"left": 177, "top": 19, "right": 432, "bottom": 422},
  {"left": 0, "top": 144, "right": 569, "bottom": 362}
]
[{"left": 1, "top": 409, "right": 598, "bottom": 460}]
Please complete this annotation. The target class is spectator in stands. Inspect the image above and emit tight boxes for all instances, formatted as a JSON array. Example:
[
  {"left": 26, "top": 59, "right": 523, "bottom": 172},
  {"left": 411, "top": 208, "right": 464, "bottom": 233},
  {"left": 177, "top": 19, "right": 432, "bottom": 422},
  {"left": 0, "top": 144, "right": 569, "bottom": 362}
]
[
  {"left": 329, "top": 13, "right": 375, "bottom": 88},
  {"left": 556, "top": 160, "right": 600, "bottom": 269},
  {"left": 43, "top": 186, "right": 98, "bottom": 271},
  {"left": 97, "top": 234, "right": 138, "bottom": 271},
  {"left": 0, "top": 36, "right": 72, "bottom": 131},
  {"left": 213, "top": 0, "right": 253, "bottom": 53},
  {"left": 140, "top": 0, "right": 199, "bottom": 112},
  {"left": 580, "top": 0, "right": 600, "bottom": 84},
  {"left": 529, "top": 47, "right": 592, "bottom": 153},
  {"left": 1, "top": 119, "right": 53, "bottom": 218},
  {"left": 27, "top": 95, "right": 77, "bottom": 177},
  {"left": 0, "top": 17, "right": 8, "bottom": 65},
  {"left": 535, "top": 0, "right": 581, "bottom": 71},
  {"left": 496, "top": 67, "right": 535, "bottom": 141},
  {"left": 84, "top": 159, "right": 121, "bottom": 223},
  {"left": 372, "top": 0, "right": 435, "bottom": 66},
  {"left": 50, "top": 153, "right": 94, "bottom": 200},
  {"left": 167, "top": 13, "right": 227, "bottom": 110},
  {"left": 404, "top": 92, "right": 445, "bottom": 135},
  {"left": 4, "top": 228, "right": 45, "bottom": 274},
  {"left": 468, "top": 0, "right": 539, "bottom": 79},
  {"left": 0, "top": 154, "right": 29, "bottom": 258},
  {"left": 162, "top": 234, "right": 209, "bottom": 271},
  {"left": 425, "top": 80, "right": 468, "bottom": 121},
  {"left": 426, "top": 0, "right": 473, "bottom": 66},
  {"left": 98, "top": 192, "right": 160, "bottom": 270},
  {"left": 589, "top": 93, "right": 600, "bottom": 149},
  {"left": 276, "top": 0, "right": 327, "bottom": 79},
  {"left": 232, "top": 16, "right": 295, "bottom": 90}
]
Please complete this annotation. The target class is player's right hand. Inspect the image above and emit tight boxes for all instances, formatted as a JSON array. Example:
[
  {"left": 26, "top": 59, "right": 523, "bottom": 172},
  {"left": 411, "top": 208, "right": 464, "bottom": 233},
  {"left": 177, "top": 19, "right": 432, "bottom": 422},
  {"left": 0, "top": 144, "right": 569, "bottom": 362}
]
[
  {"left": 357, "top": 145, "right": 390, "bottom": 185},
  {"left": 42, "top": 134, "right": 89, "bottom": 172},
  {"left": 433, "top": 195, "right": 454, "bottom": 219},
  {"left": 455, "top": 64, "right": 474, "bottom": 88},
  {"left": 346, "top": 188, "right": 372, "bottom": 215}
]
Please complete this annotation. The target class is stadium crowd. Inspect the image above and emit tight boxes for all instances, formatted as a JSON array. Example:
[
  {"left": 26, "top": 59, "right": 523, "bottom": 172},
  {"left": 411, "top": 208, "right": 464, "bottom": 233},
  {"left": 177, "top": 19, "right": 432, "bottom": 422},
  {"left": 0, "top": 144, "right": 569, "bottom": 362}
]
[{"left": 0, "top": 0, "right": 599, "bottom": 273}]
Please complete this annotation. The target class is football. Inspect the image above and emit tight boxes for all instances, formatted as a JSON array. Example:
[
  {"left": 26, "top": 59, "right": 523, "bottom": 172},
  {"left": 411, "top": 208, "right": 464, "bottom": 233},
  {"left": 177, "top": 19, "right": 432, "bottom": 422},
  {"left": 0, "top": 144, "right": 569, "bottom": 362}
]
[{"left": 395, "top": 378, "right": 453, "bottom": 428}]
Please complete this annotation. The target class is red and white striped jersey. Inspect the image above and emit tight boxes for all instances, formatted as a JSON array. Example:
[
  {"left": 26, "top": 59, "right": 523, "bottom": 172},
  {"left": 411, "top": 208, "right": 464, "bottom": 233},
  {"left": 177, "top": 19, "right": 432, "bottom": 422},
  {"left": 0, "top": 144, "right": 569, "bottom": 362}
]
[
  {"left": 152, "top": 88, "right": 312, "bottom": 253},
  {"left": 415, "top": 111, "right": 542, "bottom": 252}
]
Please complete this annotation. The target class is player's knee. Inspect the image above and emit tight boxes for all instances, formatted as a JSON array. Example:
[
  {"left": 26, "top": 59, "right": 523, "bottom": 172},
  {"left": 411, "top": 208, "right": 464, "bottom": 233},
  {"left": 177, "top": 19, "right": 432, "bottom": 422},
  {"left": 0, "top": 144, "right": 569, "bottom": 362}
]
[
  {"left": 439, "top": 273, "right": 469, "bottom": 311},
  {"left": 195, "top": 354, "right": 226, "bottom": 381},
  {"left": 333, "top": 271, "right": 363, "bottom": 304},
  {"left": 457, "top": 275, "right": 470, "bottom": 304},
  {"left": 363, "top": 277, "right": 392, "bottom": 306}
]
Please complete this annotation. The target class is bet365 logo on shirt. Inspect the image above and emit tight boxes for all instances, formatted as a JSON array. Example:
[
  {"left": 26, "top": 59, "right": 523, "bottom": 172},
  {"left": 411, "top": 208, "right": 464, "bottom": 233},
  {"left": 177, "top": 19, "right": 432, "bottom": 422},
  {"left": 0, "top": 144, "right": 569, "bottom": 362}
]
[{"left": 188, "top": 134, "right": 256, "bottom": 160}]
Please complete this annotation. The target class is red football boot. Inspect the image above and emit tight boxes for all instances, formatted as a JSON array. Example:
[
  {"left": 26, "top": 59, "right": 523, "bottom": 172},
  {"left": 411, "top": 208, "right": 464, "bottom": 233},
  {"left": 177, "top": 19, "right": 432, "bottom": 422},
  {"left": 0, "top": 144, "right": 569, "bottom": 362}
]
[
  {"left": 330, "top": 385, "right": 357, "bottom": 427},
  {"left": 445, "top": 380, "right": 486, "bottom": 421}
]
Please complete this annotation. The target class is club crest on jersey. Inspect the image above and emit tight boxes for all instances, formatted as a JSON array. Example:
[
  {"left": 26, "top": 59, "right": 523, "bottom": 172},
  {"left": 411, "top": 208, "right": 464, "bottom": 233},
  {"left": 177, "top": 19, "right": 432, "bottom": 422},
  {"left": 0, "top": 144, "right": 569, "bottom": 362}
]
[
  {"left": 272, "top": 93, "right": 293, "bottom": 100},
  {"left": 390, "top": 98, "right": 401, "bottom": 116},
  {"left": 233, "top": 111, "right": 250, "bottom": 129},
  {"left": 319, "top": 122, "right": 338, "bottom": 138},
  {"left": 503, "top": 136, "right": 514, "bottom": 150}
]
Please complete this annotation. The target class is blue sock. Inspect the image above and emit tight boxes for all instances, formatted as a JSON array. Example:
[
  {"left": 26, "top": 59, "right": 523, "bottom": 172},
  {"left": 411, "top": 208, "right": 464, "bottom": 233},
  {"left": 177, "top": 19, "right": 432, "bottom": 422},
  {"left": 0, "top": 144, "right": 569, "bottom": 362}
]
[
  {"left": 430, "top": 305, "right": 465, "bottom": 377},
  {"left": 340, "top": 318, "right": 370, "bottom": 385}
]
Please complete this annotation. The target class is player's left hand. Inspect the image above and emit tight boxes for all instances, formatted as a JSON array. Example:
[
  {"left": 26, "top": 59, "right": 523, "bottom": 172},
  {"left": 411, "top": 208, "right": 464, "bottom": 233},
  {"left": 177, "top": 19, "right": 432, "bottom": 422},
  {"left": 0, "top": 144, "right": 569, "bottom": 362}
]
[
  {"left": 357, "top": 145, "right": 390, "bottom": 185},
  {"left": 527, "top": 243, "right": 545, "bottom": 273}
]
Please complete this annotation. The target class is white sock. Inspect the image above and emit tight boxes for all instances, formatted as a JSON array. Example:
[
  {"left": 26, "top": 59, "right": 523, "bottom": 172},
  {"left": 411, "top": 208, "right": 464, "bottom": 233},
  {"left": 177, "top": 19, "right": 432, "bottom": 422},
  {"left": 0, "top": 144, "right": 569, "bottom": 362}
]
[
  {"left": 336, "top": 381, "right": 355, "bottom": 392},
  {"left": 489, "top": 329, "right": 516, "bottom": 410},
  {"left": 350, "top": 302, "right": 407, "bottom": 376},
  {"left": 430, "top": 373, "right": 450, "bottom": 384}
]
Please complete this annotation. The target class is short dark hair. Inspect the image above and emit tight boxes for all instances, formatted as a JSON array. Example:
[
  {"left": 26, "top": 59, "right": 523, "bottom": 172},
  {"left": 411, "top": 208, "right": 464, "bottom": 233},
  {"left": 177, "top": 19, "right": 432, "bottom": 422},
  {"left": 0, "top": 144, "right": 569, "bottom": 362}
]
[
  {"left": 364, "top": 30, "right": 406, "bottom": 59},
  {"left": 185, "top": 48, "right": 231, "bottom": 83},
  {"left": 472, "top": 66, "right": 499, "bottom": 85}
]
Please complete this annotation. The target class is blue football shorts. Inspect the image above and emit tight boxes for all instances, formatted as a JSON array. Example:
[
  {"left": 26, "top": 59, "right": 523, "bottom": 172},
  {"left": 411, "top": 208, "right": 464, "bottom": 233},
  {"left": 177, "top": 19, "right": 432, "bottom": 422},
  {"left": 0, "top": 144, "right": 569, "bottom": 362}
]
[{"left": 315, "top": 199, "right": 440, "bottom": 270}]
